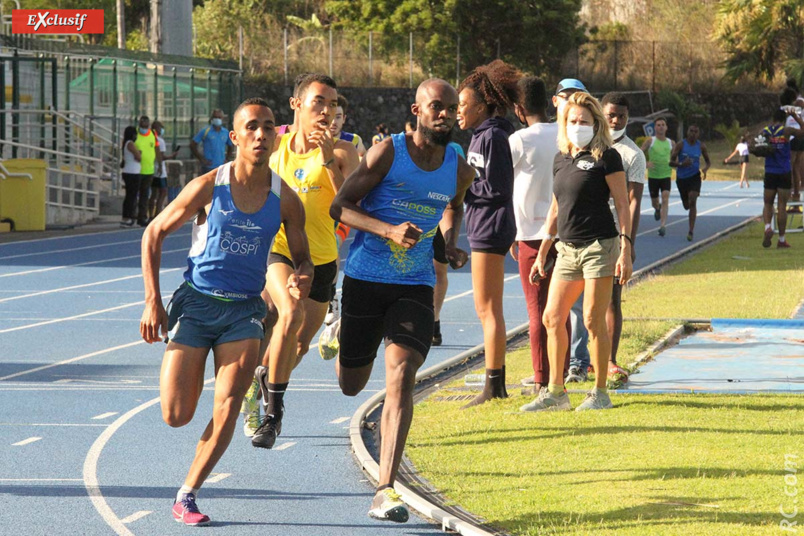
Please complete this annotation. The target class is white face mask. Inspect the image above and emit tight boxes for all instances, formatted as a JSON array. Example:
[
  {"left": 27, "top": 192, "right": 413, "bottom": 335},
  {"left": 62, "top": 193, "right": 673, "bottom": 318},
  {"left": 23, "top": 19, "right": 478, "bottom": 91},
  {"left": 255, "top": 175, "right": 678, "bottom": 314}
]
[
  {"left": 610, "top": 126, "right": 626, "bottom": 139},
  {"left": 567, "top": 124, "right": 594, "bottom": 148}
]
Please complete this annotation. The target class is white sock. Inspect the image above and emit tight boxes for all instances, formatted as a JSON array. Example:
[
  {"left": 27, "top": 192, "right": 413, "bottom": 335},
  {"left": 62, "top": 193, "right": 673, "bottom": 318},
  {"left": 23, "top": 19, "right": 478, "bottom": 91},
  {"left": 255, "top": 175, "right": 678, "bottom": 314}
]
[
  {"left": 779, "top": 235, "right": 786, "bottom": 243},
  {"left": 177, "top": 486, "right": 199, "bottom": 501},
  {"left": 765, "top": 223, "right": 772, "bottom": 231}
]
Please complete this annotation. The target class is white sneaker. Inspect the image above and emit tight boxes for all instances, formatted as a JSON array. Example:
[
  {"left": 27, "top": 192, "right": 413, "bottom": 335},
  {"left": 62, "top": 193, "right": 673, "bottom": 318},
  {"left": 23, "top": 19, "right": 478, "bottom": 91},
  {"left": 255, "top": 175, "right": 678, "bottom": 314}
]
[
  {"left": 519, "top": 388, "right": 572, "bottom": 412},
  {"left": 318, "top": 318, "right": 340, "bottom": 361},
  {"left": 575, "top": 389, "right": 613, "bottom": 411},
  {"left": 368, "top": 488, "right": 409, "bottom": 523},
  {"left": 324, "top": 297, "right": 339, "bottom": 325}
]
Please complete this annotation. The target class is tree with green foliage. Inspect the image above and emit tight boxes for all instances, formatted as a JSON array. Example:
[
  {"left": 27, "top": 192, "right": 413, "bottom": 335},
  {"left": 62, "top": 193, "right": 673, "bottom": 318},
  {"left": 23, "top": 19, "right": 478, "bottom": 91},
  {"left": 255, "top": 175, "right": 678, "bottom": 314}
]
[
  {"left": 324, "top": 0, "right": 585, "bottom": 79},
  {"left": 714, "top": 0, "right": 804, "bottom": 85},
  {"left": 656, "top": 89, "right": 710, "bottom": 141}
]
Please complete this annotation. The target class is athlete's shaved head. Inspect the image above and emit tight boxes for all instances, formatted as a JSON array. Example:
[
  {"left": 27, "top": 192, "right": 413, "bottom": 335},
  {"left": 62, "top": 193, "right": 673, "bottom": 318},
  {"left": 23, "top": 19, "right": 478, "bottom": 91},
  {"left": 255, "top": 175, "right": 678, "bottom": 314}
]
[
  {"left": 411, "top": 78, "right": 458, "bottom": 146},
  {"left": 415, "top": 78, "right": 458, "bottom": 105}
]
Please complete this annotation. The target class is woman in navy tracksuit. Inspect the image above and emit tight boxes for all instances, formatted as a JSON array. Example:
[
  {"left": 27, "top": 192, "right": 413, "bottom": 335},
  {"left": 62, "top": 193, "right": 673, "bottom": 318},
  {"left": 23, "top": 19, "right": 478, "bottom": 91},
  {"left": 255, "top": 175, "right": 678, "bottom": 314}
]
[{"left": 457, "top": 59, "right": 522, "bottom": 408}]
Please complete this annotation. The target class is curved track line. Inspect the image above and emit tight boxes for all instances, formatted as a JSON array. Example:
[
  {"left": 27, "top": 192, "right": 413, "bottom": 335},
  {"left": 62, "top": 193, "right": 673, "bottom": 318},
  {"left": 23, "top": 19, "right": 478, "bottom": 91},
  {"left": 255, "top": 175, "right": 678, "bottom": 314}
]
[{"left": 83, "top": 376, "right": 217, "bottom": 535}]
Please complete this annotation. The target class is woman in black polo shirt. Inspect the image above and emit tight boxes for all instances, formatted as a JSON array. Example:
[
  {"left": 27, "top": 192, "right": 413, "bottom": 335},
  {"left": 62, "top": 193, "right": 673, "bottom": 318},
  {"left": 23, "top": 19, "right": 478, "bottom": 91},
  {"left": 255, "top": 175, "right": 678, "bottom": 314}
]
[{"left": 524, "top": 91, "right": 632, "bottom": 412}]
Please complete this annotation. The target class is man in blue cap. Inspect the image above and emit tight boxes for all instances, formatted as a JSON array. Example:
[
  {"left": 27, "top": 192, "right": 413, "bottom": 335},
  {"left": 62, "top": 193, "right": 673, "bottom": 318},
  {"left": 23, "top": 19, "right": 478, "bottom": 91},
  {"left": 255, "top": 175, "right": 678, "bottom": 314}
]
[{"left": 552, "top": 78, "right": 588, "bottom": 117}]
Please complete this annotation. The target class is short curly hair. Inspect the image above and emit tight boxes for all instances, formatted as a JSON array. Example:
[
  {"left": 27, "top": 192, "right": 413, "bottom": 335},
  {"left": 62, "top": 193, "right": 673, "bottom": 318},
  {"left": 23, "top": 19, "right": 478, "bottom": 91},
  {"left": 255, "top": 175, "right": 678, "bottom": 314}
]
[{"left": 459, "top": 59, "right": 522, "bottom": 116}]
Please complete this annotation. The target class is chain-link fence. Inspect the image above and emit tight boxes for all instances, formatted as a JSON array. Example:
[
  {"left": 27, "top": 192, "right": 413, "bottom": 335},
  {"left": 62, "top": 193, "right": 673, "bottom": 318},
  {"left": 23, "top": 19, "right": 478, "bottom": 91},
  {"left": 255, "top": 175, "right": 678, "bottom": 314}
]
[{"left": 237, "top": 29, "right": 768, "bottom": 93}]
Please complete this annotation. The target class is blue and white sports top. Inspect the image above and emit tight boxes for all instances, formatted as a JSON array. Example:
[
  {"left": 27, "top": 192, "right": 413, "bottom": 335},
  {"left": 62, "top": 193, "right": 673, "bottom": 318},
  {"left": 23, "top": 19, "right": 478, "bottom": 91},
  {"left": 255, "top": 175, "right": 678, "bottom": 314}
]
[
  {"left": 344, "top": 133, "right": 457, "bottom": 287},
  {"left": 185, "top": 164, "right": 282, "bottom": 300},
  {"left": 676, "top": 139, "right": 701, "bottom": 180}
]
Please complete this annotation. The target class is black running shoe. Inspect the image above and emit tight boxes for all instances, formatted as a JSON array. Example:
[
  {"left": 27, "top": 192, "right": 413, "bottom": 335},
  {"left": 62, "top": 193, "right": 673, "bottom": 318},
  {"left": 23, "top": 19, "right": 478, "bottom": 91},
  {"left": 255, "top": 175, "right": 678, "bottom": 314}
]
[{"left": 252, "top": 411, "right": 283, "bottom": 449}]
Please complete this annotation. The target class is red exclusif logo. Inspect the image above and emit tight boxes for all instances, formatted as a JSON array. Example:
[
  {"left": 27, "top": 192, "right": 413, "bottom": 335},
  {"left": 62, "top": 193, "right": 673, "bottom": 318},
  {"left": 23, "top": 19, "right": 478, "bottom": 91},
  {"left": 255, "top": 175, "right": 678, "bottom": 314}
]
[{"left": 11, "top": 10, "right": 104, "bottom": 34}]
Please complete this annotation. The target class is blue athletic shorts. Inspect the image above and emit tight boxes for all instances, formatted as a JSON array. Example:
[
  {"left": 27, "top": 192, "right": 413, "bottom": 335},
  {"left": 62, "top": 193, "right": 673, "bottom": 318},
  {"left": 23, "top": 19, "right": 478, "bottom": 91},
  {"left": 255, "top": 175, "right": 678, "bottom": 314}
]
[{"left": 166, "top": 282, "right": 266, "bottom": 348}]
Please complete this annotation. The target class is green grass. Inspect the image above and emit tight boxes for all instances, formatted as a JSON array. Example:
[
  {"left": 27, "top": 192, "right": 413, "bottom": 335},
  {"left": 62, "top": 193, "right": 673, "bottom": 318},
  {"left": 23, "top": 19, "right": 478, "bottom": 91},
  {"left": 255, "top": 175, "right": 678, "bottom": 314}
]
[{"left": 406, "top": 221, "right": 804, "bottom": 535}]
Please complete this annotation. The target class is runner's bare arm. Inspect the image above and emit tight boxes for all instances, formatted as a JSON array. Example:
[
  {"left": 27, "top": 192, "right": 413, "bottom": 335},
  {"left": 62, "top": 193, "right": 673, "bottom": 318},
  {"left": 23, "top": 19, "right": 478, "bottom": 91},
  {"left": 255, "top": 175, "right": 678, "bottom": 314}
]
[
  {"left": 439, "top": 157, "right": 474, "bottom": 268},
  {"left": 669, "top": 140, "right": 684, "bottom": 168},
  {"left": 330, "top": 140, "right": 422, "bottom": 249},
  {"left": 606, "top": 170, "right": 633, "bottom": 285},
  {"left": 700, "top": 143, "right": 711, "bottom": 178},
  {"left": 280, "top": 181, "right": 314, "bottom": 301},
  {"left": 140, "top": 171, "right": 216, "bottom": 343},
  {"left": 322, "top": 136, "right": 359, "bottom": 192}
]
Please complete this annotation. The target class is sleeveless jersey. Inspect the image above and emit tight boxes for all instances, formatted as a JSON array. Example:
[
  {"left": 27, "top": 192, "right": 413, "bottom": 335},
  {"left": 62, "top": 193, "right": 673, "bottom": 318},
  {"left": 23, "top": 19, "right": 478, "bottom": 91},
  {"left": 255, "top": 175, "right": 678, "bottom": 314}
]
[
  {"left": 185, "top": 164, "right": 282, "bottom": 300},
  {"left": 647, "top": 136, "right": 672, "bottom": 179},
  {"left": 337, "top": 131, "right": 364, "bottom": 150},
  {"left": 345, "top": 133, "right": 457, "bottom": 287},
  {"left": 270, "top": 132, "right": 338, "bottom": 265},
  {"left": 676, "top": 139, "right": 701, "bottom": 180},
  {"left": 763, "top": 124, "right": 792, "bottom": 174}
]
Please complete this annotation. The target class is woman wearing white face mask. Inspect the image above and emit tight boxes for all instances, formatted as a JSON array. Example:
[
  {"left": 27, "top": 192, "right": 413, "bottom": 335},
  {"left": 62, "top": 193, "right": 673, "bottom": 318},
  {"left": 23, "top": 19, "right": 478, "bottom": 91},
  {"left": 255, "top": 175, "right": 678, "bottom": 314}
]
[{"left": 523, "top": 91, "right": 632, "bottom": 412}]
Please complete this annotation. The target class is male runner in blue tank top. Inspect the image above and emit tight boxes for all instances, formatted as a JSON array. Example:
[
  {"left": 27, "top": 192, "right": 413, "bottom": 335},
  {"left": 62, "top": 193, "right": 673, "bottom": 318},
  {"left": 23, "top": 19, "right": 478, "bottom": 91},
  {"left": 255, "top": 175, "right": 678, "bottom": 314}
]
[
  {"left": 330, "top": 78, "right": 475, "bottom": 523},
  {"left": 140, "top": 98, "right": 313, "bottom": 526},
  {"left": 670, "top": 124, "right": 711, "bottom": 241}
]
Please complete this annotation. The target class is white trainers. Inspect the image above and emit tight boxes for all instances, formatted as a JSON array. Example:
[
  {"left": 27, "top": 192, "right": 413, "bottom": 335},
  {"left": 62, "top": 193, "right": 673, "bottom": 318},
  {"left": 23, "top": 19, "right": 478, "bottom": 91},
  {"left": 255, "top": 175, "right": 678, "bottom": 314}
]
[
  {"left": 318, "top": 318, "right": 340, "bottom": 361},
  {"left": 324, "top": 297, "right": 339, "bottom": 325},
  {"left": 368, "top": 488, "right": 409, "bottom": 523},
  {"left": 519, "top": 388, "right": 572, "bottom": 412},
  {"left": 575, "top": 389, "right": 613, "bottom": 411}
]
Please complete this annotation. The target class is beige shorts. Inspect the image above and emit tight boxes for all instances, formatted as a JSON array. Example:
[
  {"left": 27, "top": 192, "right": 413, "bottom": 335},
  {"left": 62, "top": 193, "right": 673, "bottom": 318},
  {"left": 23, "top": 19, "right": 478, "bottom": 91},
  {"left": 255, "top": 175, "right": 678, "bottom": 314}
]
[{"left": 554, "top": 237, "right": 620, "bottom": 281}]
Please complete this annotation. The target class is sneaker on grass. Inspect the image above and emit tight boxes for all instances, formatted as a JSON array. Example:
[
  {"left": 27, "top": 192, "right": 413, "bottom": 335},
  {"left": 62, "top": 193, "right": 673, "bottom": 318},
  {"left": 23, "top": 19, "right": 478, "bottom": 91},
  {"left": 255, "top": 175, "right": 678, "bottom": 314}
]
[
  {"left": 519, "top": 388, "right": 571, "bottom": 412},
  {"left": 575, "top": 389, "right": 613, "bottom": 411},
  {"left": 763, "top": 227, "right": 773, "bottom": 248},
  {"left": 172, "top": 493, "right": 210, "bottom": 526}
]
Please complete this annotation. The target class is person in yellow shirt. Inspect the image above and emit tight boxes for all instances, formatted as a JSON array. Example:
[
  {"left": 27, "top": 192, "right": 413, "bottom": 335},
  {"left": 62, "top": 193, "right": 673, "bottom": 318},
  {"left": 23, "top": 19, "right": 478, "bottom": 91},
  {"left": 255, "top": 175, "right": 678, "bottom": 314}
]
[
  {"left": 247, "top": 74, "right": 360, "bottom": 449},
  {"left": 134, "top": 115, "right": 161, "bottom": 226}
]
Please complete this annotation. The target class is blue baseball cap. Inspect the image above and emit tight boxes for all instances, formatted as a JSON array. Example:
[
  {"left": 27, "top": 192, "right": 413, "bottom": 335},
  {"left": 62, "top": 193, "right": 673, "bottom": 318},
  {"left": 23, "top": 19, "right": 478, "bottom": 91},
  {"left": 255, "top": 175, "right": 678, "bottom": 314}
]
[{"left": 555, "top": 78, "right": 588, "bottom": 95}]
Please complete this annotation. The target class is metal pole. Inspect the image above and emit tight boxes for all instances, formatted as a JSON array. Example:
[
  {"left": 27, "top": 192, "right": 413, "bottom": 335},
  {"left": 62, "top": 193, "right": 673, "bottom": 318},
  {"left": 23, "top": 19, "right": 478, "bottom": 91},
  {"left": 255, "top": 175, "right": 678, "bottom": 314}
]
[
  {"left": 651, "top": 40, "right": 656, "bottom": 94},
  {"left": 133, "top": 63, "right": 139, "bottom": 121},
  {"left": 112, "top": 60, "right": 118, "bottom": 194},
  {"left": 190, "top": 68, "right": 195, "bottom": 137},
  {"left": 218, "top": 71, "right": 223, "bottom": 112},
  {"left": 614, "top": 40, "right": 618, "bottom": 90},
  {"left": 64, "top": 57, "right": 70, "bottom": 154},
  {"left": 207, "top": 70, "right": 212, "bottom": 119},
  {"left": 39, "top": 55, "right": 46, "bottom": 157},
  {"left": 0, "top": 61, "right": 4, "bottom": 149},
  {"left": 153, "top": 63, "right": 158, "bottom": 120},
  {"left": 238, "top": 25, "right": 244, "bottom": 72},
  {"left": 12, "top": 50, "right": 19, "bottom": 158},
  {"left": 51, "top": 59, "right": 57, "bottom": 153},
  {"left": 368, "top": 31, "right": 373, "bottom": 85},
  {"left": 172, "top": 67, "right": 177, "bottom": 150},
  {"left": 409, "top": 32, "right": 413, "bottom": 89},
  {"left": 329, "top": 27, "right": 333, "bottom": 78},
  {"left": 89, "top": 58, "right": 95, "bottom": 116},
  {"left": 283, "top": 28, "right": 288, "bottom": 85},
  {"left": 455, "top": 35, "right": 460, "bottom": 88}
]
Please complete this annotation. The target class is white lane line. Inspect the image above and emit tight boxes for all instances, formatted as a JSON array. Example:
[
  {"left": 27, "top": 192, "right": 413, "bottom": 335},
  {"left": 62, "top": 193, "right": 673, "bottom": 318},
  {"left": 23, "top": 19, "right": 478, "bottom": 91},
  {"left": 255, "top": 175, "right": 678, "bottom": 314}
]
[
  {"left": 91, "top": 412, "right": 119, "bottom": 420},
  {"left": 0, "top": 478, "right": 83, "bottom": 482},
  {"left": 443, "top": 274, "right": 520, "bottom": 303},
  {"left": 0, "top": 246, "right": 186, "bottom": 279},
  {"left": 0, "top": 270, "right": 180, "bottom": 304},
  {"left": 12, "top": 437, "right": 42, "bottom": 446},
  {"left": 0, "top": 340, "right": 145, "bottom": 381},
  {"left": 84, "top": 376, "right": 217, "bottom": 536},
  {"left": 273, "top": 441, "right": 297, "bottom": 451},
  {"left": 0, "top": 230, "right": 190, "bottom": 261},
  {"left": 120, "top": 511, "right": 152, "bottom": 525},
  {"left": 204, "top": 473, "right": 231, "bottom": 484},
  {"left": 636, "top": 197, "right": 751, "bottom": 238},
  {"left": 0, "top": 423, "right": 108, "bottom": 427},
  {"left": 329, "top": 417, "right": 349, "bottom": 424},
  {"left": 0, "top": 302, "right": 146, "bottom": 335}
]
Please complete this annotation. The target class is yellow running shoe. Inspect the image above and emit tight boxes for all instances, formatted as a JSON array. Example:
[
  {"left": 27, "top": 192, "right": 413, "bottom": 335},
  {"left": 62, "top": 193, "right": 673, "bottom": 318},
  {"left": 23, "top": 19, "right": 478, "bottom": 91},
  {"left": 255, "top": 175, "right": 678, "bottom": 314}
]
[
  {"left": 368, "top": 488, "right": 409, "bottom": 523},
  {"left": 241, "top": 370, "right": 263, "bottom": 437},
  {"left": 318, "top": 318, "right": 340, "bottom": 361}
]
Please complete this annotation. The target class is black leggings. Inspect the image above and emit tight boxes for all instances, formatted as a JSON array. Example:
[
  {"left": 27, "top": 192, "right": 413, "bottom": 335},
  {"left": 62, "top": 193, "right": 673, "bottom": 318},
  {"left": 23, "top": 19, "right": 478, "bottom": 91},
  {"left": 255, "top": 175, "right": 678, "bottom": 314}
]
[{"left": 121, "top": 173, "right": 140, "bottom": 220}]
